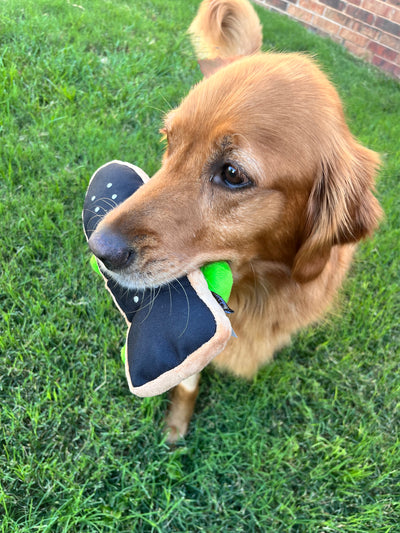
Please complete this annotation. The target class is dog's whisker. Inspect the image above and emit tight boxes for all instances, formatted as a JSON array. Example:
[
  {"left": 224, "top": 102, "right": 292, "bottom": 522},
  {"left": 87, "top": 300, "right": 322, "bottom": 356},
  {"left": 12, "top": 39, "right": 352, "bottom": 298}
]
[
  {"left": 86, "top": 211, "right": 110, "bottom": 228},
  {"left": 137, "top": 286, "right": 162, "bottom": 325},
  {"left": 175, "top": 277, "right": 191, "bottom": 339},
  {"left": 144, "top": 287, "right": 156, "bottom": 319}
]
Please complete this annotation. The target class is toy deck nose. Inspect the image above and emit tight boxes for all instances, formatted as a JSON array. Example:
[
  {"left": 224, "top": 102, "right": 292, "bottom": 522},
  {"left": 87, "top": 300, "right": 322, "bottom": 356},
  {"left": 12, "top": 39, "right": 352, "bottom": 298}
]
[{"left": 88, "top": 228, "right": 134, "bottom": 271}]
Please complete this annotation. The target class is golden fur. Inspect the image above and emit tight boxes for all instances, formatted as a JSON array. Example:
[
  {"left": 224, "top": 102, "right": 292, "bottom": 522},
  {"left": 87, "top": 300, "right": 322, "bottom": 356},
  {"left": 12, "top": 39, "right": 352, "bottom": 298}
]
[
  {"left": 90, "top": 0, "right": 382, "bottom": 438},
  {"left": 188, "top": 0, "right": 262, "bottom": 59}
]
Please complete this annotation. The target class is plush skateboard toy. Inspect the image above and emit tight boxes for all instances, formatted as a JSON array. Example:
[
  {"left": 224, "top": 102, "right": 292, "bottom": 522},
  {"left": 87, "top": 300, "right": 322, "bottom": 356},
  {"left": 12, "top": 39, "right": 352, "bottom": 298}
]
[{"left": 82, "top": 160, "right": 234, "bottom": 397}]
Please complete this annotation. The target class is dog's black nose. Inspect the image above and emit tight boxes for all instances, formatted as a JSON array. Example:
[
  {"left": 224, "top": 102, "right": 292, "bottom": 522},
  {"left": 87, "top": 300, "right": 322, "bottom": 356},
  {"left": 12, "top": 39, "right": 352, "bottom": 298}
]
[{"left": 88, "top": 228, "right": 134, "bottom": 271}]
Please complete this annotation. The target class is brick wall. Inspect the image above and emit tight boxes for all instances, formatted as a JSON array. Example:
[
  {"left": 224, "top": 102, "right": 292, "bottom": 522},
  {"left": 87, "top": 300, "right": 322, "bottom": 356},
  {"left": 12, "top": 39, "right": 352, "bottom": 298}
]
[{"left": 254, "top": 0, "right": 400, "bottom": 79}]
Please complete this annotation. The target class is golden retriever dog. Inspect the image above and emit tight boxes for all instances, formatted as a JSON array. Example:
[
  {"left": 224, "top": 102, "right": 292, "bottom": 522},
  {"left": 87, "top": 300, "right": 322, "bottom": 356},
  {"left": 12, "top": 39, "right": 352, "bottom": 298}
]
[{"left": 88, "top": 0, "right": 382, "bottom": 441}]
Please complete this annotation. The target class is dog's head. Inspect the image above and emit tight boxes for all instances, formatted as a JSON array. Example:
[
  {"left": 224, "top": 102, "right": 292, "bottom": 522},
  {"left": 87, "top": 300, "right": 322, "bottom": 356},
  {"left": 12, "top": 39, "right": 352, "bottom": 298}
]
[{"left": 89, "top": 54, "right": 381, "bottom": 289}]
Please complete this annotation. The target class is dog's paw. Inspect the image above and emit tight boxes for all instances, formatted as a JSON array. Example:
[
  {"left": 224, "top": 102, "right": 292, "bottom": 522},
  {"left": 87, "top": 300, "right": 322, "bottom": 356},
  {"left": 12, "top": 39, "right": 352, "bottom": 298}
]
[
  {"left": 164, "top": 375, "right": 200, "bottom": 444},
  {"left": 164, "top": 419, "right": 189, "bottom": 445}
]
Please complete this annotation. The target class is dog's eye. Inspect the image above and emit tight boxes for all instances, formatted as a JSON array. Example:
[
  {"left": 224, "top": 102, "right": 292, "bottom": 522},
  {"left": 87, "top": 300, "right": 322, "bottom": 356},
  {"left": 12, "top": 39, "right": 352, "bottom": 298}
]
[{"left": 212, "top": 164, "right": 252, "bottom": 190}]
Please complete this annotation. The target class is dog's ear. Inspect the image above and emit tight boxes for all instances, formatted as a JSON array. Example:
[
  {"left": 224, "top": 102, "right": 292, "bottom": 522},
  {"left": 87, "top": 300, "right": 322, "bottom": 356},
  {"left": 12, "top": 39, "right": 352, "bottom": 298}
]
[{"left": 292, "top": 141, "right": 382, "bottom": 284}]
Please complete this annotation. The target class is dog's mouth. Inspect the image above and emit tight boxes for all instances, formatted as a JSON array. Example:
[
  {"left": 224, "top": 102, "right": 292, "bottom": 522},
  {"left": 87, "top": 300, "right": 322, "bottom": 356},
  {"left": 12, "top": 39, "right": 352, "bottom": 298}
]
[
  {"left": 89, "top": 228, "right": 212, "bottom": 290},
  {"left": 102, "top": 264, "right": 182, "bottom": 291},
  {"left": 97, "top": 258, "right": 213, "bottom": 291}
]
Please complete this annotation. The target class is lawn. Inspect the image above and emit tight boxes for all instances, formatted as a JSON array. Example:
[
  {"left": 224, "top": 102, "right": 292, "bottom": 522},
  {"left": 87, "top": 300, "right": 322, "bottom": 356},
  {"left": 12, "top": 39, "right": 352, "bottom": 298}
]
[{"left": 0, "top": 0, "right": 399, "bottom": 531}]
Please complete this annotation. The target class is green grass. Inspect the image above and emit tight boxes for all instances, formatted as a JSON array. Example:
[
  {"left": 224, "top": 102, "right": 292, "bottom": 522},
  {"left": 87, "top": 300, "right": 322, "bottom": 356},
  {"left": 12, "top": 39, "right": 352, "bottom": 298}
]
[{"left": 1, "top": 0, "right": 399, "bottom": 530}]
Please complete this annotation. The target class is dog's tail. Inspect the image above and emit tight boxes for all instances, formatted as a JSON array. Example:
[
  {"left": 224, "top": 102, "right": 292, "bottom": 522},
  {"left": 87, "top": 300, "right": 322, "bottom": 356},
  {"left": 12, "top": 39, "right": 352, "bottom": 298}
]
[{"left": 188, "top": 0, "right": 262, "bottom": 76}]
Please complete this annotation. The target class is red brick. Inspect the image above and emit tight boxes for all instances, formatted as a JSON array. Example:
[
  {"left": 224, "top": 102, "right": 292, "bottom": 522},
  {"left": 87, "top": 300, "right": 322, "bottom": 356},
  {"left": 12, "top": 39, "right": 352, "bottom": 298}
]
[
  {"left": 362, "top": 0, "right": 395, "bottom": 18},
  {"left": 385, "top": 0, "right": 400, "bottom": 8},
  {"left": 346, "top": 5, "right": 375, "bottom": 24},
  {"left": 324, "top": 7, "right": 354, "bottom": 25},
  {"left": 301, "top": 20, "right": 321, "bottom": 33},
  {"left": 372, "top": 55, "right": 397, "bottom": 70},
  {"left": 352, "top": 21, "right": 379, "bottom": 39},
  {"left": 375, "top": 16, "right": 400, "bottom": 36},
  {"left": 309, "top": 24, "right": 342, "bottom": 41},
  {"left": 266, "top": 0, "right": 289, "bottom": 11},
  {"left": 340, "top": 26, "right": 370, "bottom": 46},
  {"left": 371, "top": 55, "right": 400, "bottom": 79},
  {"left": 345, "top": 41, "right": 374, "bottom": 59},
  {"left": 320, "top": 0, "right": 346, "bottom": 11},
  {"left": 390, "top": 7, "right": 400, "bottom": 23},
  {"left": 368, "top": 41, "right": 398, "bottom": 60},
  {"left": 379, "top": 32, "right": 400, "bottom": 52},
  {"left": 299, "top": 0, "right": 325, "bottom": 15},
  {"left": 256, "top": 0, "right": 400, "bottom": 78},
  {"left": 287, "top": 4, "right": 315, "bottom": 22},
  {"left": 313, "top": 14, "right": 342, "bottom": 34}
]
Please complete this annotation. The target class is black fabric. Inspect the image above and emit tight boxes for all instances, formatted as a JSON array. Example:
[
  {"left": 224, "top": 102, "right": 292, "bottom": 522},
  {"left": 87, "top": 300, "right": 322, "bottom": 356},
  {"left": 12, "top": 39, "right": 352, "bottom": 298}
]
[
  {"left": 127, "top": 278, "right": 216, "bottom": 387},
  {"left": 99, "top": 270, "right": 217, "bottom": 387},
  {"left": 83, "top": 162, "right": 144, "bottom": 238},
  {"left": 82, "top": 162, "right": 147, "bottom": 322},
  {"left": 82, "top": 161, "right": 217, "bottom": 391}
]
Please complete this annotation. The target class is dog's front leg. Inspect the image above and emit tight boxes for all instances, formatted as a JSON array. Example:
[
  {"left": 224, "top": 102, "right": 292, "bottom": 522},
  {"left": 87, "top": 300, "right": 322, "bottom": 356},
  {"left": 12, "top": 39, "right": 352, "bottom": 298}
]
[{"left": 165, "top": 373, "right": 200, "bottom": 443}]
